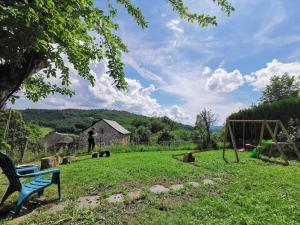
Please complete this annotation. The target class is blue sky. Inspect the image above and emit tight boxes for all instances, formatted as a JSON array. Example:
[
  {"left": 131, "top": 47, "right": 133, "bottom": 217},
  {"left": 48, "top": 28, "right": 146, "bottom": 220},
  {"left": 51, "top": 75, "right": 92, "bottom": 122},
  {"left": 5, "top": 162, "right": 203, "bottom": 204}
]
[{"left": 11, "top": 0, "right": 300, "bottom": 125}]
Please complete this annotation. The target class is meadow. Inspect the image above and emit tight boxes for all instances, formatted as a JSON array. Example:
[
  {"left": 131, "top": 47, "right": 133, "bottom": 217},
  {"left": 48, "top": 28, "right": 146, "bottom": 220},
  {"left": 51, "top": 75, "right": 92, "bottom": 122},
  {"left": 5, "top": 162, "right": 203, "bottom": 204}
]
[{"left": 0, "top": 150, "right": 299, "bottom": 225}]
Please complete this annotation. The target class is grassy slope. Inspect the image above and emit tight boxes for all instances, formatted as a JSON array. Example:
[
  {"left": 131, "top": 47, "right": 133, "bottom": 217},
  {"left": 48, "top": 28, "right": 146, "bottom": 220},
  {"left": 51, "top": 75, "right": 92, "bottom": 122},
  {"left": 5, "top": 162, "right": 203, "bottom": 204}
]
[
  {"left": 39, "top": 127, "right": 53, "bottom": 137},
  {"left": 1, "top": 150, "right": 299, "bottom": 225}
]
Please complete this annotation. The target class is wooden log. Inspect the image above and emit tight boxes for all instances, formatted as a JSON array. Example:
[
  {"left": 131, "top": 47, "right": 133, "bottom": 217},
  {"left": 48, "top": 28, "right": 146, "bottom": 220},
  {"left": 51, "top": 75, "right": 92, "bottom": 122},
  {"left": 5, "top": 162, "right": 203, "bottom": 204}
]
[
  {"left": 62, "top": 156, "right": 72, "bottom": 164},
  {"left": 41, "top": 156, "right": 60, "bottom": 170}
]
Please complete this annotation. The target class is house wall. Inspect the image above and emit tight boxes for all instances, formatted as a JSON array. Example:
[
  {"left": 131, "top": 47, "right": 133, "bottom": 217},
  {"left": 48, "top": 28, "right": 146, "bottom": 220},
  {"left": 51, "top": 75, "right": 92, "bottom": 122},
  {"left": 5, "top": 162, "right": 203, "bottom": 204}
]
[{"left": 78, "top": 120, "right": 130, "bottom": 149}]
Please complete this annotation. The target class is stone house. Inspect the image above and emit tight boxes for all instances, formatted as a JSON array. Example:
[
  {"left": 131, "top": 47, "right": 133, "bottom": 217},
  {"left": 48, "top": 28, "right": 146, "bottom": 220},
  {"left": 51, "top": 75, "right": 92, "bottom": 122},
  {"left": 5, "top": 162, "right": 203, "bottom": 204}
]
[
  {"left": 78, "top": 119, "right": 130, "bottom": 149},
  {"left": 39, "top": 132, "right": 77, "bottom": 152}
]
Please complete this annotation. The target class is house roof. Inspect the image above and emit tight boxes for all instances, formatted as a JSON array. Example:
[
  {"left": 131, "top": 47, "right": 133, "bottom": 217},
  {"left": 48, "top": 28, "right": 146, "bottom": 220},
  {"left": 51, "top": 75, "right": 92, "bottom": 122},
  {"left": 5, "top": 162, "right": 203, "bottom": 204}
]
[
  {"left": 82, "top": 118, "right": 130, "bottom": 135},
  {"left": 102, "top": 119, "right": 131, "bottom": 135}
]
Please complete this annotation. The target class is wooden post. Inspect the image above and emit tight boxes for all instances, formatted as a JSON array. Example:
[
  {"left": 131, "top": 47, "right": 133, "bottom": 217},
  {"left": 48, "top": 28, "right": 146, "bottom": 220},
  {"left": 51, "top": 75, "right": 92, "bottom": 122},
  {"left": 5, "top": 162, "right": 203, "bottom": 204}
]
[
  {"left": 20, "top": 137, "right": 28, "bottom": 163},
  {"left": 242, "top": 121, "right": 245, "bottom": 148},
  {"left": 266, "top": 122, "right": 289, "bottom": 165},
  {"left": 227, "top": 121, "right": 239, "bottom": 163},
  {"left": 278, "top": 121, "right": 300, "bottom": 161},
  {"left": 222, "top": 121, "right": 229, "bottom": 162},
  {"left": 258, "top": 120, "right": 265, "bottom": 148}
]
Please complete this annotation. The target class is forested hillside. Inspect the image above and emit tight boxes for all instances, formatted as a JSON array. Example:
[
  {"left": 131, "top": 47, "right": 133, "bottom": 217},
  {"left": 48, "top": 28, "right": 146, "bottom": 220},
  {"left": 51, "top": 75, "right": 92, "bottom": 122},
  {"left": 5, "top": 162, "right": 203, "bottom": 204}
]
[{"left": 19, "top": 109, "right": 193, "bottom": 134}]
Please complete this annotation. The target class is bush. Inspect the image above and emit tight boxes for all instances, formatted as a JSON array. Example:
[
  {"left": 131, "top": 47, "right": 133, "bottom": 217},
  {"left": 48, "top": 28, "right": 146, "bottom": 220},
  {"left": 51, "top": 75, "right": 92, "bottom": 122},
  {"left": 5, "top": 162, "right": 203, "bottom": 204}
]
[
  {"left": 229, "top": 97, "right": 300, "bottom": 140},
  {"left": 157, "top": 130, "right": 174, "bottom": 145}
]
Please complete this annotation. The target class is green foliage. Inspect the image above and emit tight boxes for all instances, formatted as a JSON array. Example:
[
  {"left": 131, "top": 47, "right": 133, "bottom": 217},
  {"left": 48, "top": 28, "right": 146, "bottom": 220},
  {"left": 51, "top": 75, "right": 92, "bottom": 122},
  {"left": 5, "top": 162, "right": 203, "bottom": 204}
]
[
  {"left": 195, "top": 109, "right": 218, "bottom": 149},
  {"left": 150, "top": 120, "right": 165, "bottom": 133},
  {"left": 20, "top": 109, "right": 192, "bottom": 135},
  {"left": 25, "top": 122, "right": 43, "bottom": 143},
  {"left": 157, "top": 130, "right": 174, "bottom": 144},
  {"left": 229, "top": 97, "right": 300, "bottom": 141},
  {"left": 1, "top": 0, "right": 234, "bottom": 104},
  {"left": 0, "top": 110, "right": 28, "bottom": 153},
  {"left": 229, "top": 97, "right": 300, "bottom": 126},
  {"left": 136, "top": 126, "right": 151, "bottom": 144},
  {"left": 260, "top": 73, "right": 300, "bottom": 103}
]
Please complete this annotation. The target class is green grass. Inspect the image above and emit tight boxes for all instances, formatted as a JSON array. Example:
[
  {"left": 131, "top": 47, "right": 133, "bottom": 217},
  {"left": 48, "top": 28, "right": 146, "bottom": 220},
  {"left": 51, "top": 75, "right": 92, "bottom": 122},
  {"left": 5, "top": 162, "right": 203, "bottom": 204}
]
[
  {"left": 0, "top": 150, "right": 299, "bottom": 225},
  {"left": 99, "top": 143, "right": 197, "bottom": 153}
]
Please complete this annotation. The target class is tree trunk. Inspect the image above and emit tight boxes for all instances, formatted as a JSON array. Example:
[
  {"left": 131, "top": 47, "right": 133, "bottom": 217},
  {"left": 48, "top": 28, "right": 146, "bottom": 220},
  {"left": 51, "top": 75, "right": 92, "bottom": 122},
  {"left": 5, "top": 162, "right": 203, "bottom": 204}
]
[{"left": 0, "top": 51, "right": 45, "bottom": 110}]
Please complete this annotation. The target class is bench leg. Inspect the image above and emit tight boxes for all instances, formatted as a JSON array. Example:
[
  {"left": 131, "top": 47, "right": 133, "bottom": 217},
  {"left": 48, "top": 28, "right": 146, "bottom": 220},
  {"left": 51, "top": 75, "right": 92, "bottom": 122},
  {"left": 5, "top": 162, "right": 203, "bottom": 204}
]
[
  {"left": 15, "top": 191, "right": 30, "bottom": 215},
  {"left": 57, "top": 180, "right": 61, "bottom": 200}
]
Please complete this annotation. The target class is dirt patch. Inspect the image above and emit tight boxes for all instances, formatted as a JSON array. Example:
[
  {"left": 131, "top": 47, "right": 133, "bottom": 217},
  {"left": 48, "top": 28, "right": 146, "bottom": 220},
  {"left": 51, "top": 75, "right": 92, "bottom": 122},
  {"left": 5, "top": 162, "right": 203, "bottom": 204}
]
[
  {"left": 169, "top": 184, "right": 184, "bottom": 191},
  {"left": 188, "top": 181, "right": 200, "bottom": 187},
  {"left": 107, "top": 194, "right": 124, "bottom": 203},
  {"left": 150, "top": 185, "right": 169, "bottom": 194},
  {"left": 202, "top": 179, "right": 215, "bottom": 185},
  {"left": 48, "top": 201, "right": 67, "bottom": 213},
  {"left": 128, "top": 190, "right": 142, "bottom": 201},
  {"left": 77, "top": 195, "right": 100, "bottom": 208}
]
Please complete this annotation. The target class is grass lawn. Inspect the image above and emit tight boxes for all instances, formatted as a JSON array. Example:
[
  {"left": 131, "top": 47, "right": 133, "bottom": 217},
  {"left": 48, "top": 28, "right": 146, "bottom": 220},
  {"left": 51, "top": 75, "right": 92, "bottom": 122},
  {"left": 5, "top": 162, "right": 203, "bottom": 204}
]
[{"left": 0, "top": 150, "right": 299, "bottom": 225}]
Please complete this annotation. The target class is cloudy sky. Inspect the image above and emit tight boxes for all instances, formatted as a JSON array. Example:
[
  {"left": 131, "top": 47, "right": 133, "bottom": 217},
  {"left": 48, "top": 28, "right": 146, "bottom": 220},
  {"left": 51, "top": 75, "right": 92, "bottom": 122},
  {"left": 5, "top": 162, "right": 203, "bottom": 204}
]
[{"left": 11, "top": 0, "right": 300, "bottom": 125}]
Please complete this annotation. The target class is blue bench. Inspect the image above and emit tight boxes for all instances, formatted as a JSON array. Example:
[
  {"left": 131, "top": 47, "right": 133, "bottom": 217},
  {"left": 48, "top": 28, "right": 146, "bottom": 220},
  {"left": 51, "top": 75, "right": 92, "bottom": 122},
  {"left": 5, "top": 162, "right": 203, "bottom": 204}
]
[{"left": 0, "top": 152, "right": 61, "bottom": 214}]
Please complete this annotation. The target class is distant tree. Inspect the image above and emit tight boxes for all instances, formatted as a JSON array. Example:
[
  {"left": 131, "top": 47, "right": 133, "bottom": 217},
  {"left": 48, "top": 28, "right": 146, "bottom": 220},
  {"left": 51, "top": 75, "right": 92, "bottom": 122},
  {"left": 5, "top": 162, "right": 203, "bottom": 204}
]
[
  {"left": 195, "top": 109, "right": 218, "bottom": 148},
  {"left": 162, "top": 116, "right": 177, "bottom": 130},
  {"left": 131, "top": 119, "right": 149, "bottom": 128},
  {"left": 157, "top": 130, "right": 174, "bottom": 145},
  {"left": 260, "top": 73, "right": 300, "bottom": 103},
  {"left": 0, "top": 0, "right": 234, "bottom": 109},
  {"left": 137, "top": 126, "right": 151, "bottom": 144},
  {"left": 150, "top": 120, "right": 165, "bottom": 133},
  {"left": 0, "top": 110, "right": 28, "bottom": 154}
]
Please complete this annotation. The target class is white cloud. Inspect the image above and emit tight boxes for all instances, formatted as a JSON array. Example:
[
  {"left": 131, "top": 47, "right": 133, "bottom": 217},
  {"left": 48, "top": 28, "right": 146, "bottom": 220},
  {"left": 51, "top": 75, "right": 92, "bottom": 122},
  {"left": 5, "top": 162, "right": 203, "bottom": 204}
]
[
  {"left": 254, "top": 1, "right": 286, "bottom": 44},
  {"left": 123, "top": 56, "right": 164, "bottom": 83},
  {"left": 248, "top": 59, "right": 300, "bottom": 90},
  {"left": 166, "top": 19, "right": 184, "bottom": 36},
  {"left": 206, "top": 69, "right": 244, "bottom": 92}
]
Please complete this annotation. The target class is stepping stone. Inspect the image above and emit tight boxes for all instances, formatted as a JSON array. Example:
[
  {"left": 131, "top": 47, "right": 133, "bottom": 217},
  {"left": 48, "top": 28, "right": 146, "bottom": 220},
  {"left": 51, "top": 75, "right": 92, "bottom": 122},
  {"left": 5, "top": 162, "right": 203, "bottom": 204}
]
[
  {"left": 150, "top": 185, "right": 169, "bottom": 194},
  {"left": 128, "top": 190, "right": 142, "bottom": 201},
  {"left": 188, "top": 181, "right": 200, "bottom": 187},
  {"left": 107, "top": 194, "right": 124, "bottom": 203},
  {"left": 170, "top": 184, "right": 184, "bottom": 191},
  {"left": 77, "top": 196, "right": 100, "bottom": 208},
  {"left": 48, "top": 201, "right": 67, "bottom": 213},
  {"left": 202, "top": 179, "right": 215, "bottom": 185}
]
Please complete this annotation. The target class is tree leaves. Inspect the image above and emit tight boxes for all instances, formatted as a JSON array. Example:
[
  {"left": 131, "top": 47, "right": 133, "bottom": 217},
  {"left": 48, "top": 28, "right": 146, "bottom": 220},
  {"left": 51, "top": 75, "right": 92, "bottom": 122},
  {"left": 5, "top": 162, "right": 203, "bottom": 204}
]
[{"left": 260, "top": 73, "right": 300, "bottom": 103}]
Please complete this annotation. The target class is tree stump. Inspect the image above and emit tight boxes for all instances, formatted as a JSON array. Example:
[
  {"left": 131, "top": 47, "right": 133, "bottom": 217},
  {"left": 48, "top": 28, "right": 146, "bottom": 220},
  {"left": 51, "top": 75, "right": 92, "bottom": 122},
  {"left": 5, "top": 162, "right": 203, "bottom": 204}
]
[
  {"left": 62, "top": 156, "right": 72, "bottom": 164},
  {"left": 183, "top": 153, "right": 195, "bottom": 163},
  {"left": 92, "top": 152, "right": 99, "bottom": 158},
  {"left": 41, "top": 156, "right": 60, "bottom": 170}
]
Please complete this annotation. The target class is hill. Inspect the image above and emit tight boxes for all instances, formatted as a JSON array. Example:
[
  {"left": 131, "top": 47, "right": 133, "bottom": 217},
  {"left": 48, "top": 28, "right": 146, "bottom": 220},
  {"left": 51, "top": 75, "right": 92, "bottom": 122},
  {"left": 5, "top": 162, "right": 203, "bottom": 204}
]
[{"left": 19, "top": 109, "right": 193, "bottom": 134}]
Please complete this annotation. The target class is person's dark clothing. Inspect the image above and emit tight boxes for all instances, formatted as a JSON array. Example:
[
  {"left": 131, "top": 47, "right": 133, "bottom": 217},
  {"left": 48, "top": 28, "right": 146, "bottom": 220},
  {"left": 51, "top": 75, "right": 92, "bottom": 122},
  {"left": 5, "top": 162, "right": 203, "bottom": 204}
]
[{"left": 88, "top": 130, "right": 95, "bottom": 152}]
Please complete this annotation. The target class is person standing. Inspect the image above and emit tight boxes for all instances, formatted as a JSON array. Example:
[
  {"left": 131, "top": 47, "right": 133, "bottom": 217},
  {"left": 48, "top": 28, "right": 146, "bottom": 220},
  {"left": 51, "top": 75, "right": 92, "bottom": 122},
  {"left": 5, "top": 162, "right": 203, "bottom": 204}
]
[{"left": 88, "top": 128, "right": 96, "bottom": 153}]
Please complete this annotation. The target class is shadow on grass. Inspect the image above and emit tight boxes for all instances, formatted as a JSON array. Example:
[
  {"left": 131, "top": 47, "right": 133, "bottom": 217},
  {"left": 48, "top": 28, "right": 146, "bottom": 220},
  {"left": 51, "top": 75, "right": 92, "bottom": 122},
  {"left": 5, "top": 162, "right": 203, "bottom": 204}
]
[
  {"left": 258, "top": 157, "right": 289, "bottom": 166},
  {"left": 0, "top": 198, "right": 58, "bottom": 220}
]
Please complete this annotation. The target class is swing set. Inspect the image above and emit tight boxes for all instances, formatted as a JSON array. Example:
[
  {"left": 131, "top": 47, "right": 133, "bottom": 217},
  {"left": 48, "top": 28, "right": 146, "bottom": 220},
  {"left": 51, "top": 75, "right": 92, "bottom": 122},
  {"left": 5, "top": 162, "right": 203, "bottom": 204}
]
[{"left": 223, "top": 119, "right": 300, "bottom": 165}]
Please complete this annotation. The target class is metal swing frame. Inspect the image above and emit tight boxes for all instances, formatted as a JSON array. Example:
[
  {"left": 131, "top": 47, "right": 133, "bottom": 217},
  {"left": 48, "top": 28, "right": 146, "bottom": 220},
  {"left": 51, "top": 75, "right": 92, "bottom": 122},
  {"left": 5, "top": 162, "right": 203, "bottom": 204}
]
[{"left": 222, "top": 119, "right": 300, "bottom": 165}]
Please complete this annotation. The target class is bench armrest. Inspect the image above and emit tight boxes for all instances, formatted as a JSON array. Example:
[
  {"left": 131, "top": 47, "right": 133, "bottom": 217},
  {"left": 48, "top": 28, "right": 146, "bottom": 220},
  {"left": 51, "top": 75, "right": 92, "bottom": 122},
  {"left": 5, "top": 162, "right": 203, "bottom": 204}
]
[
  {"left": 18, "top": 169, "right": 60, "bottom": 178},
  {"left": 16, "top": 166, "right": 40, "bottom": 174}
]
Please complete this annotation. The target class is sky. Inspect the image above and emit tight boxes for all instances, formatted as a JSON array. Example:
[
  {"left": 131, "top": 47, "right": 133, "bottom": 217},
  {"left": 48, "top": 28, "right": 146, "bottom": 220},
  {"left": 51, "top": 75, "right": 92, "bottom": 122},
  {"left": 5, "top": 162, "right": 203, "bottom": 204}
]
[{"left": 11, "top": 0, "right": 300, "bottom": 125}]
